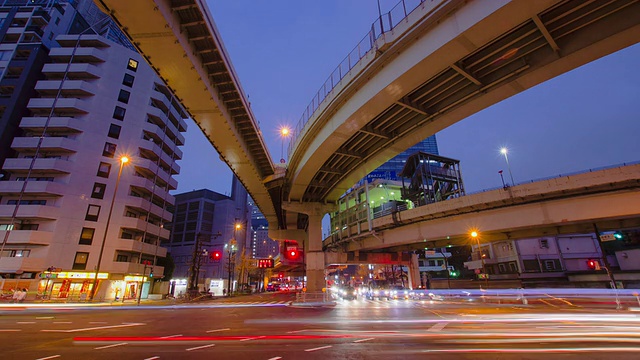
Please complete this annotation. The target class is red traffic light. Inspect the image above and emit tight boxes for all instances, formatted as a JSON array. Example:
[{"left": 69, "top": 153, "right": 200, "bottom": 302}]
[
  {"left": 587, "top": 259, "right": 597, "bottom": 270},
  {"left": 257, "top": 258, "right": 274, "bottom": 268},
  {"left": 211, "top": 251, "right": 222, "bottom": 262}
]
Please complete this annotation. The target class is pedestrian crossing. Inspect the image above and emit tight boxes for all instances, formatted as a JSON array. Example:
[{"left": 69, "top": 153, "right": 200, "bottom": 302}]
[{"left": 206, "top": 300, "right": 291, "bottom": 307}]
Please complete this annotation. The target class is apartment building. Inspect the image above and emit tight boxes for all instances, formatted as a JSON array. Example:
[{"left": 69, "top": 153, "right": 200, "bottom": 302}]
[{"left": 0, "top": 1, "right": 187, "bottom": 301}]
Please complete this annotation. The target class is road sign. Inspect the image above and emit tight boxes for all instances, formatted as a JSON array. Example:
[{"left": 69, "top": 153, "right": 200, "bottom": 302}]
[
  {"left": 600, "top": 234, "right": 616, "bottom": 242},
  {"left": 425, "top": 250, "right": 436, "bottom": 256}
]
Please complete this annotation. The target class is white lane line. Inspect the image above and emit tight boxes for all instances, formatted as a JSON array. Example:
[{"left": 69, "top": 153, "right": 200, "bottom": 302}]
[
  {"left": 0, "top": 329, "right": 20, "bottom": 332},
  {"left": 17, "top": 321, "right": 36, "bottom": 324},
  {"left": 305, "top": 345, "right": 332, "bottom": 352},
  {"left": 353, "top": 338, "right": 375, "bottom": 343},
  {"left": 428, "top": 322, "right": 448, "bottom": 332},
  {"left": 267, "top": 357, "right": 282, "bottom": 360},
  {"left": 41, "top": 322, "right": 144, "bottom": 333},
  {"left": 94, "top": 342, "right": 128, "bottom": 350},
  {"left": 239, "top": 336, "right": 266, "bottom": 341},
  {"left": 36, "top": 317, "right": 54, "bottom": 320},
  {"left": 144, "top": 357, "right": 160, "bottom": 360},
  {"left": 89, "top": 321, "right": 107, "bottom": 324},
  {"left": 160, "top": 334, "right": 182, "bottom": 339},
  {"left": 286, "top": 330, "right": 306, "bottom": 334},
  {"left": 206, "top": 328, "right": 230, "bottom": 333},
  {"left": 186, "top": 344, "right": 215, "bottom": 351},
  {"left": 35, "top": 355, "right": 61, "bottom": 360},
  {"left": 53, "top": 322, "right": 72, "bottom": 324}
]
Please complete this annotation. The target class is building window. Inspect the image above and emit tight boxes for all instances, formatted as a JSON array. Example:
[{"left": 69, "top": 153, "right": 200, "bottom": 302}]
[
  {"left": 97, "top": 162, "right": 111, "bottom": 178},
  {"left": 103, "top": 142, "right": 116, "bottom": 158},
  {"left": 117, "top": 89, "right": 130, "bottom": 104},
  {"left": 7, "top": 199, "right": 46, "bottom": 205},
  {"left": 544, "top": 260, "right": 557, "bottom": 271},
  {"left": 72, "top": 252, "right": 89, "bottom": 270},
  {"left": 79, "top": 227, "right": 95, "bottom": 245},
  {"left": 20, "top": 223, "right": 39, "bottom": 231},
  {"left": 91, "top": 183, "right": 106, "bottom": 199},
  {"left": 122, "top": 73, "right": 134, "bottom": 87},
  {"left": 85, "top": 204, "right": 100, "bottom": 221},
  {"left": 54, "top": 17, "right": 60, "bottom": 25},
  {"left": 508, "top": 262, "right": 518, "bottom": 272},
  {"left": 539, "top": 239, "right": 549, "bottom": 249},
  {"left": 498, "top": 263, "right": 507, "bottom": 273},
  {"left": 127, "top": 58, "right": 138, "bottom": 72},
  {"left": 113, "top": 106, "right": 126, "bottom": 121},
  {"left": 116, "top": 254, "right": 129, "bottom": 262},
  {"left": 107, "top": 124, "right": 121, "bottom": 139}
]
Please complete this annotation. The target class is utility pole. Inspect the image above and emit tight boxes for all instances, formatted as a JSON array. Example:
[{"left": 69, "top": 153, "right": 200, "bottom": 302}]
[{"left": 188, "top": 233, "right": 204, "bottom": 294}]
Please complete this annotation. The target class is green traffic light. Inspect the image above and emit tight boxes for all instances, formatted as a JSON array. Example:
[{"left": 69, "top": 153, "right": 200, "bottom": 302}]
[{"left": 614, "top": 232, "right": 623, "bottom": 240}]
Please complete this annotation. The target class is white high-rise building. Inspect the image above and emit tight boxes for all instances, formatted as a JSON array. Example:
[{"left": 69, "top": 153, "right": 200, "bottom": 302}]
[{"left": 0, "top": 9, "right": 187, "bottom": 300}]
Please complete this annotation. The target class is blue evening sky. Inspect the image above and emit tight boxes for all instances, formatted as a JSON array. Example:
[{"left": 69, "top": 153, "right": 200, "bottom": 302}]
[{"left": 173, "top": 1, "right": 640, "bottom": 196}]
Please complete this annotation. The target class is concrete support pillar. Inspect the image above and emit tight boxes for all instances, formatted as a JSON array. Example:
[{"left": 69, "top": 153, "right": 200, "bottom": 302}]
[
  {"left": 305, "top": 213, "right": 325, "bottom": 292},
  {"left": 408, "top": 253, "right": 421, "bottom": 290}
]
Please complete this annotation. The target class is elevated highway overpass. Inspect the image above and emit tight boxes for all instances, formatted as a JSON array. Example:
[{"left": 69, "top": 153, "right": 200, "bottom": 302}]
[{"left": 96, "top": 0, "right": 640, "bottom": 291}]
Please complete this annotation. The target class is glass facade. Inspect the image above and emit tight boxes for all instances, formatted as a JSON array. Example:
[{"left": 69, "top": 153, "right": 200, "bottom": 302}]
[{"left": 366, "top": 135, "right": 439, "bottom": 182}]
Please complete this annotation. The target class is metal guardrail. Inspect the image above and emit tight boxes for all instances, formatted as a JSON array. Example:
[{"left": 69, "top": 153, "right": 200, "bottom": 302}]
[
  {"left": 288, "top": 0, "right": 445, "bottom": 158},
  {"left": 294, "top": 291, "right": 331, "bottom": 303}
]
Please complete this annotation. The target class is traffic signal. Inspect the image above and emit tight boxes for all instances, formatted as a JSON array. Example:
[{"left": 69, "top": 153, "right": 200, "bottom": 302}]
[
  {"left": 614, "top": 232, "right": 623, "bottom": 240},
  {"left": 211, "top": 250, "right": 222, "bottom": 262},
  {"left": 449, "top": 270, "right": 459, "bottom": 277},
  {"left": 288, "top": 248, "right": 299, "bottom": 259},
  {"left": 587, "top": 259, "right": 598, "bottom": 270}
]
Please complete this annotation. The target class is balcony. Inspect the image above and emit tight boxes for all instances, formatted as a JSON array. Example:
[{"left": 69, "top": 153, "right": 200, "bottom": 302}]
[
  {"left": 114, "top": 238, "right": 167, "bottom": 257},
  {"left": 2, "top": 158, "right": 73, "bottom": 174},
  {"left": 0, "top": 180, "right": 66, "bottom": 196},
  {"left": 129, "top": 175, "right": 175, "bottom": 204},
  {"left": 42, "top": 63, "right": 102, "bottom": 80},
  {"left": 0, "top": 229, "right": 53, "bottom": 245},
  {"left": 0, "top": 256, "right": 46, "bottom": 273},
  {"left": 107, "top": 261, "right": 164, "bottom": 276},
  {"left": 55, "top": 35, "right": 110, "bottom": 48},
  {"left": 125, "top": 196, "right": 173, "bottom": 223},
  {"left": 134, "top": 159, "right": 178, "bottom": 190},
  {"left": 138, "top": 141, "right": 180, "bottom": 174},
  {"left": 0, "top": 204, "right": 59, "bottom": 220},
  {"left": 19, "top": 117, "right": 83, "bottom": 133},
  {"left": 120, "top": 216, "right": 170, "bottom": 239},
  {"left": 28, "top": 97, "right": 91, "bottom": 115},
  {"left": 48, "top": 47, "right": 106, "bottom": 63},
  {"left": 11, "top": 136, "right": 79, "bottom": 153},
  {"left": 35, "top": 80, "right": 96, "bottom": 97},
  {"left": 142, "top": 122, "right": 184, "bottom": 160},
  {"left": 147, "top": 107, "right": 185, "bottom": 146}
]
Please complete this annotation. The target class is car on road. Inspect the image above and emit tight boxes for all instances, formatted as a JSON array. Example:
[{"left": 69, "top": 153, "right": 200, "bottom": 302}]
[
  {"left": 339, "top": 286, "right": 358, "bottom": 300},
  {"left": 266, "top": 283, "right": 281, "bottom": 292}
]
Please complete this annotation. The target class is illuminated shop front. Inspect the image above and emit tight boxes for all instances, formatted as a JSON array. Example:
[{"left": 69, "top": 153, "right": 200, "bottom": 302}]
[
  {"left": 169, "top": 278, "right": 187, "bottom": 297},
  {"left": 37, "top": 271, "right": 108, "bottom": 300}
]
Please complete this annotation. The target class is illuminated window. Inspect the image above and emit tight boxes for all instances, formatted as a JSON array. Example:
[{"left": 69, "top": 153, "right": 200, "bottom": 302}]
[
  {"left": 79, "top": 227, "right": 95, "bottom": 245},
  {"left": 103, "top": 142, "right": 116, "bottom": 158},
  {"left": 73, "top": 252, "right": 89, "bottom": 270},
  {"left": 127, "top": 58, "right": 138, "bottom": 72}
]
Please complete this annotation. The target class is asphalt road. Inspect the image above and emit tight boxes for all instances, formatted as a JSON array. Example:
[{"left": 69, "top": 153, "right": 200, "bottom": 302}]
[{"left": 2, "top": 292, "right": 640, "bottom": 360}]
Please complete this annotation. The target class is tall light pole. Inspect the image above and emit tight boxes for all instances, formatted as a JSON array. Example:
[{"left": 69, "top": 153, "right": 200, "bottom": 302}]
[
  {"left": 471, "top": 230, "right": 488, "bottom": 289},
  {"left": 500, "top": 147, "right": 515, "bottom": 186},
  {"left": 279, "top": 126, "right": 290, "bottom": 164},
  {"left": 89, "top": 156, "right": 129, "bottom": 301},
  {"left": 225, "top": 238, "right": 236, "bottom": 297}
]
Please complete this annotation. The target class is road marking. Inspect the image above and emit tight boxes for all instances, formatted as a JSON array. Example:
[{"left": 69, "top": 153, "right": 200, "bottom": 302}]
[
  {"left": 0, "top": 329, "right": 20, "bottom": 332},
  {"left": 53, "top": 322, "right": 72, "bottom": 324},
  {"left": 35, "top": 355, "right": 60, "bottom": 360},
  {"left": 36, "top": 317, "right": 54, "bottom": 320},
  {"left": 144, "top": 357, "right": 160, "bottom": 360},
  {"left": 17, "top": 321, "right": 36, "bottom": 324},
  {"left": 539, "top": 299, "right": 559, "bottom": 308},
  {"left": 353, "top": 338, "right": 375, "bottom": 343},
  {"left": 286, "top": 330, "right": 306, "bottom": 334},
  {"left": 305, "top": 345, "right": 332, "bottom": 352},
  {"left": 160, "top": 334, "right": 182, "bottom": 339},
  {"left": 186, "top": 344, "right": 215, "bottom": 351},
  {"left": 267, "top": 357, "right": 282, "bottom": 360},
  {"left": 206, "top": 328, "right": 230, "bottom": 333},
  {"left": 428, "top": 322, "right": 448, "bottom": 332},
  {"left": 239, "top": 336, "right": 266, "bottom": 341},
  {"left": 89, "top": 321, "right": 107, "bottom": 324},
  {"left": 42, "top": 322, "right": 144, "bottom": 333},
  {"left": 94, "top": 342, "right": 128, "bottom": 350}
]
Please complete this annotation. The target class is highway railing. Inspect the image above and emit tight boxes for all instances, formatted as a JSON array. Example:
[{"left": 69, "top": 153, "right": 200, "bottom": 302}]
[{"left": 288, "top": 0, "right": 447, "bottom": 158}]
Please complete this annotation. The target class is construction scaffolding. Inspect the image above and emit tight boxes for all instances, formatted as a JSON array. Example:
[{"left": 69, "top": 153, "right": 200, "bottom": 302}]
[{"left": 399, "top": 152, "right": 465, "bottom": 207}]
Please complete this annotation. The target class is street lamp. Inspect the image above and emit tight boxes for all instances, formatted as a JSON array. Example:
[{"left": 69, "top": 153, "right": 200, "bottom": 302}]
[
  {"left": 470, "top": 230, "right": 488, "bottom": 289},
  {"left": 225, "top": 238, "right": 237, "bottom": 297},
  {"left": 500, "top": 147, "right": 515, "bottom": 186},
  {"left": 279, "top": 126, "right": 291, "bottom": 164},
  {"left": 89, "top": 156, "right": 129, "bottom": 301}
]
